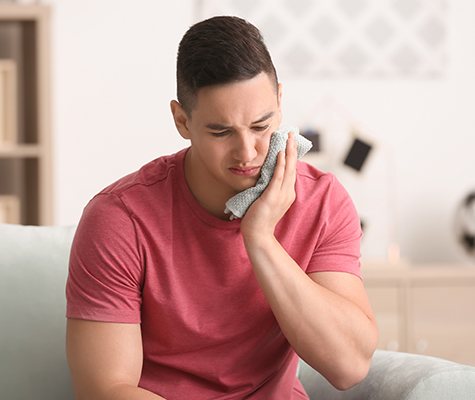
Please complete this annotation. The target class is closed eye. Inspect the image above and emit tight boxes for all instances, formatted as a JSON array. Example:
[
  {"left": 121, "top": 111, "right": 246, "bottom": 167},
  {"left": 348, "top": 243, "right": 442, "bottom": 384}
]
[
  {"left": 210, "top": 130, "right": 231, "bottom": 137},
  {"left": 210, "top": 124, "right": 270, "bottom": 137},
  {"left": 253, "top": 125, "right": 270, "bottom": 132}
]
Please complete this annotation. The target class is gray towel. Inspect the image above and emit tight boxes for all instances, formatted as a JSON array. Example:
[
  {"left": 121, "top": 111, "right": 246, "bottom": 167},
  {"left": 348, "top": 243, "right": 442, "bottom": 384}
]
[{"left": 224, "top": 126, "right": 312, "bottom": 220}]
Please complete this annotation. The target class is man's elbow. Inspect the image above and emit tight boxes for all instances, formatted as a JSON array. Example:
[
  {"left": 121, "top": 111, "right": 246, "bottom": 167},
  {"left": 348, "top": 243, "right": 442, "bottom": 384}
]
[
  {"left": 332, "top": 323, "right": 378, "bottom": 390},
  {"left": 329, "top": 356, "right": 372, "bottom": 391}
]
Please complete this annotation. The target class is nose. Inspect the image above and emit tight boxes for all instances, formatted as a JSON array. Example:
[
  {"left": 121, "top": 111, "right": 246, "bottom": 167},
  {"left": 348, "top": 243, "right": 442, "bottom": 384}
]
[{"left": 232, "top": 131, "right": 258, "bottom": 163}]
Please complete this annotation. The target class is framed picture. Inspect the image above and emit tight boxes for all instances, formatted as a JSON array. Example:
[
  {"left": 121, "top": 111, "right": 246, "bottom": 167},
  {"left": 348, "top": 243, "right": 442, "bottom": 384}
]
[
  {"left": 0, "top": 194, "right": 21, "bottom": 224},
  {"left": 0, "top": 59, "right": 18, "bottom": 146}
]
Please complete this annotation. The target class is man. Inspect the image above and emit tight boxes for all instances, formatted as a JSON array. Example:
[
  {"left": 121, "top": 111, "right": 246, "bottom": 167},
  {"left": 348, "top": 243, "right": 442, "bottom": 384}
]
[{"left": 66, "top": 16, "right": 378, "bottom": 400}]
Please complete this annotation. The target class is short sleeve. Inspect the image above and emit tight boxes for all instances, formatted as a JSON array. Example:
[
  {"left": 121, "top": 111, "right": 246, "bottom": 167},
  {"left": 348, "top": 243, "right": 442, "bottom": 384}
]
[
  {"left": 306, "top": 175, "right": 362, "bottom": 278},
  {"left": 66, "top": 193, "right": 143, "bottom": 323}
]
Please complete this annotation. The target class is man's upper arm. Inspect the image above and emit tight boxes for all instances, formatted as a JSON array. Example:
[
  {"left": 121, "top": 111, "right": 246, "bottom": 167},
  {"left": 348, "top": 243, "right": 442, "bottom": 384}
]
[
  {"left": 66, "top": 193, "right": 143, "bottom": 324},
  {"left": 66, "top": 319, "right": 143, "bottom": 399},
  {"left": 308, "top": 271, "right": 376, "bottom": 322}
]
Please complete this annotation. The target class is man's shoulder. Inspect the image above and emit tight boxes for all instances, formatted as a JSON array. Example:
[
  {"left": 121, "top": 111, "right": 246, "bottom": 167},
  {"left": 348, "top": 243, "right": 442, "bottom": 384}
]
[
  {"left": 99, "top": 149, "right": 186, "bottom": 197},
  {"left": 295, "top": 161, "right": 351, "bottom": 207},
  {"left": 296, "top": 161, "right": 335, "bottom": 188}
]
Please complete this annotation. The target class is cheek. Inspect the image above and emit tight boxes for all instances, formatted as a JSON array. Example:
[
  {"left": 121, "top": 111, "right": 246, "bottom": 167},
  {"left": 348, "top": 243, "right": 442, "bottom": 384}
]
[
  {"left": 257, "top": 134, "right": 272, "bottom": 157},
  {"left": 207, "top": 142, "right": 229, "bottom": 164}
]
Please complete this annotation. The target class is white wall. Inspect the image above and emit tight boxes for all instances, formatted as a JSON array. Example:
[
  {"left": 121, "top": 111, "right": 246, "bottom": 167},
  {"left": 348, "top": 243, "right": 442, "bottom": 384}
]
[
  {"left": 51, "top": 0, "right": 191, "bottom": 224},
  {"left": 280, "top": 1, "right": 475, "bottom": 264},
  {"left": 50, "top": 0, "right": 475, "bottom": 264}
]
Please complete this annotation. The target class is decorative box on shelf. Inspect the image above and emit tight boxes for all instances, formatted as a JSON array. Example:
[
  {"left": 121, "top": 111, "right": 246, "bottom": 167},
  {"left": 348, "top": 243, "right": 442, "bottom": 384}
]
[
  {"left": 0, "top": 194, "right": 20, "bottom": 223},
  {"left": 0, "top": 59, "right": 17, "bottom": 146}
]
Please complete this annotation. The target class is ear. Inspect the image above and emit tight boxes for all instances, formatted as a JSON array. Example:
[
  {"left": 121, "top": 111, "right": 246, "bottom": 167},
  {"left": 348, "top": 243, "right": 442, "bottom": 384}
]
[
  {"left": 276, "top": 82, "right": 283, "bottom": 125},
  {"left": 170, "top": 100, "right": 191, "bottom": 140},
  {"left": 277, "top": 82, "right": 283, "bottom": 107}
]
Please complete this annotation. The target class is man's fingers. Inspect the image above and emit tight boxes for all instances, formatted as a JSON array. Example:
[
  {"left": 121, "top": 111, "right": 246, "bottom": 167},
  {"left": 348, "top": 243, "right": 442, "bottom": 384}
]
[
  {"left": 263, "top": 150, "right": 285, "bottom": 197},
  {"left": 264, "top": 132, "right": 297, "bottom": 199},
  {"left": 273, "top": 150, "right": 286, "bottom": 184},
  {"left": 282, "top": 132, "right": 298, "bottom": 189}
]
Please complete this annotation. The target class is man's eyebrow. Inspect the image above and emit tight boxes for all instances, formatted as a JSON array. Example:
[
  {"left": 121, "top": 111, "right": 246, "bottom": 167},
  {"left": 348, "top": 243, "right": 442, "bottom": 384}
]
[
  {"left": 205, "top": 112, "right": 275, "bottom": 131},
  {"left": 252, "top": 112, "right": 274, "bottom": 125},
  {"left": 205, "top": 122, "right": 232, "bottom": 131}
]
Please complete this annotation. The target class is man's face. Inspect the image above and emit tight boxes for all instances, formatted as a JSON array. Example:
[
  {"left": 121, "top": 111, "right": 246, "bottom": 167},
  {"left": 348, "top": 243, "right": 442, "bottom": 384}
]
[{"left": 178, "top": 72, "right": 282, "bottom": 202}]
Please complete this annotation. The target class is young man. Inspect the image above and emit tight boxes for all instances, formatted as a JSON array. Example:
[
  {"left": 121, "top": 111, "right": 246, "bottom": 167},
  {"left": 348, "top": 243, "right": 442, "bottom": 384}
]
[{"left": 66, "top": 16, "right": 378, "bottom": 400}]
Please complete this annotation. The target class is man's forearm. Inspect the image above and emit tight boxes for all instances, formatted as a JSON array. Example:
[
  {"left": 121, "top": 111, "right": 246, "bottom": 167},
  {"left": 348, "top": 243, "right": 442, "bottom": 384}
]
[{"left": 243, "top": 235, "right": 378, "bottom": 389}]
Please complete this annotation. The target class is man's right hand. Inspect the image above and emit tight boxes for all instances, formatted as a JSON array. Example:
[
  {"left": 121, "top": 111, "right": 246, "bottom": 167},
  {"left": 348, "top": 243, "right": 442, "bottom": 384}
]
[{"left": 66, "top": 319, "right": 166, "bottom": 400}]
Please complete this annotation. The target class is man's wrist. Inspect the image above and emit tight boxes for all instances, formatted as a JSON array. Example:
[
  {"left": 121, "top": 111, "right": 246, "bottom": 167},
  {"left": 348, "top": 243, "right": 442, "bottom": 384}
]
[{"left": 242, "top": 231, "right": 276, "bottom": 252}]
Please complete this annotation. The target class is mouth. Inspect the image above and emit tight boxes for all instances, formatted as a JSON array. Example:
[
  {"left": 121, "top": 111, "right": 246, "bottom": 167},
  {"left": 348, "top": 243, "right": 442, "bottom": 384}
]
[{"left": 229, "top": 166, "right": 261, "bottom": 177}]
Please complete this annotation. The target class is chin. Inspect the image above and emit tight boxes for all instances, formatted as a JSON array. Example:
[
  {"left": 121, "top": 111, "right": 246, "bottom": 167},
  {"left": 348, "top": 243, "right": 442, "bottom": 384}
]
[
  {"left": 224, "top": 173, "right": 260, "bottom": 194},
  {"left": 234, "top": 180, "right": 258, "bottom": 193}
]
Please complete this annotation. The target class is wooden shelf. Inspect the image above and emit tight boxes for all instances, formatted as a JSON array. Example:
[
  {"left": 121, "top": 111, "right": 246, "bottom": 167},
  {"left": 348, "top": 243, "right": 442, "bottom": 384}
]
[
  {"left": 0, "top": 144, "right": 42, "bottom": 157},
  {"left": 0, "top": 5, "right": 49, "bottom": 20},
  {"left": 0, "top": 4, "right": 52, "bottom": 225}
]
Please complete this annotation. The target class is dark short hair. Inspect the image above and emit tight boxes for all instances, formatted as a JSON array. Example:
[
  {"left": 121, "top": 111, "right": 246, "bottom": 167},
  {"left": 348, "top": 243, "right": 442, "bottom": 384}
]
[{"left": 176, "top": 16, "right": 278, "bottom": 115}]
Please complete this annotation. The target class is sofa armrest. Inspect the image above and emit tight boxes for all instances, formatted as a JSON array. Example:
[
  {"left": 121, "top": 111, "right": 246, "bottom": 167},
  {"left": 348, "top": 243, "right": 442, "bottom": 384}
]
[
  {"left": 298, "top": 350, "right": 475, "bottom": 400},
  {"left": 0, "top": 224, "right": 76, "bottom": 400}
]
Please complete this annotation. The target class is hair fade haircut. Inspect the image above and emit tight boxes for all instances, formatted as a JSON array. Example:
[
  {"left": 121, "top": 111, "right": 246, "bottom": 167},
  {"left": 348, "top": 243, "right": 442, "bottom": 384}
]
[{"left": 176, "top": 16, "right": 278, "bottom": 115}]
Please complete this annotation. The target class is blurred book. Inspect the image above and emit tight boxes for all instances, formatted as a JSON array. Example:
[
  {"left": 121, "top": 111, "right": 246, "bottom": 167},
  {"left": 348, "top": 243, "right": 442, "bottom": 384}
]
[
  {"left": 0, "top": 21, "right": 22, "bottom": 144},
  {"left": 0, "top": 59, "right": 17, "bottom": 146},
  {"left": 0, "top": 194, "right": 20, "bottom": 223}
]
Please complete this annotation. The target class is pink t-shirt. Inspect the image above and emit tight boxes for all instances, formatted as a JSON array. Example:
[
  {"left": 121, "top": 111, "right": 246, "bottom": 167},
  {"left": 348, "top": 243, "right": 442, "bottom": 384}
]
[{"left": 66, "top": 148, "right": 362, "bottom": 399}]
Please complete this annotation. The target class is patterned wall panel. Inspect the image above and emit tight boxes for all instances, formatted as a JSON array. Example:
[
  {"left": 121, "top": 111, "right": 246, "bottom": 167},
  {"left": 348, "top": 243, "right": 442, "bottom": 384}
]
[{"left": 196, "top": 0, "right": 448, "bottom": 78}]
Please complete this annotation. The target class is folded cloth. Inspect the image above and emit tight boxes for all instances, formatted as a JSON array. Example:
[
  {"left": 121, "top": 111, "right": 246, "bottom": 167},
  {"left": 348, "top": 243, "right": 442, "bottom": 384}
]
[{"left": 224, "top": 126, "right": 313, "bottom": 220}]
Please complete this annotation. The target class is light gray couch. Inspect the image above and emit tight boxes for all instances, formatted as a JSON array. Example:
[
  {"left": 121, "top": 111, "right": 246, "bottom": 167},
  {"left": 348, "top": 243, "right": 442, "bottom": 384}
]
[{"left": 1, "top": 223, "right": 475, "bottom": 400}]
